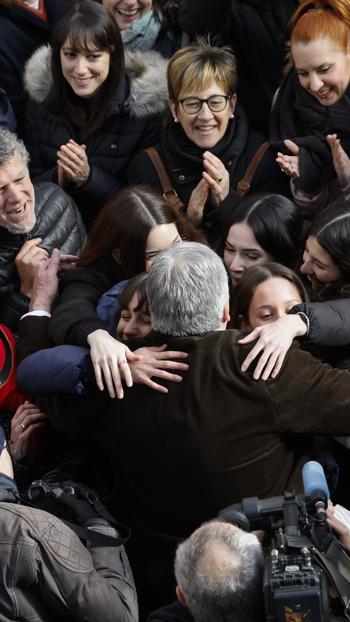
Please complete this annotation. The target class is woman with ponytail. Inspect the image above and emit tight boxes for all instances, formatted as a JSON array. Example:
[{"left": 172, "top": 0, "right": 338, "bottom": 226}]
[{"left": 270, "top": 0, "right": 350, "bottom": 215}]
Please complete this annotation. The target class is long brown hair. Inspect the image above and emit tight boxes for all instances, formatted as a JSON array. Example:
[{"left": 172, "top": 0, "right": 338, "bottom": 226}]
[
  {"left": 51, "top": 0, "right": 124, "bottom": 143},
  {"left": 79, "top": 185, "right": 203, "bottom": 278}
]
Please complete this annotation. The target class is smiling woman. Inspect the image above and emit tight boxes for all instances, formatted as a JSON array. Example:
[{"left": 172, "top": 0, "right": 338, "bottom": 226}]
[
  {"left": 24, "top": 0, "right": 167, "bottom": 228},
  {"left": 300, "top": 198, "right": 350, "bottom": 300},
  {"left": 100, "top": 0, "right": 185, "bottom": 57},
  {"left": 270, "top": 0, "right": 350, "bottom": 209},
  {"left": 128, "top": 39, "right": 286, "bottom": 242}
]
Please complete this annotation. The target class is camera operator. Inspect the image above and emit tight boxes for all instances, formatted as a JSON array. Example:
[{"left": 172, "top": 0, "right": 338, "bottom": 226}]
[
  {"left": 148, "top": 520, "right": 264, "bottom": 622},
  {"left": 0, "top": 424, "right": 138, "bottom": 622}
]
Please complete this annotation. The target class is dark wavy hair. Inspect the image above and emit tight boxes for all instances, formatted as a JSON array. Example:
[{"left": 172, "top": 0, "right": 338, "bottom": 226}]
[
  {"left": 230, "top": 262, "right": 308, "bottom": 328},
  {"left": 51, "top": 0, "right": 124, "bottom": 143},
  {"left": 218, "top": 193, "right": 303, "bottom": 270}
]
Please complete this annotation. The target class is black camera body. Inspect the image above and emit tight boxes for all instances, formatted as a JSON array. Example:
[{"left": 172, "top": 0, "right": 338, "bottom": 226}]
[{"left": 219, "top": 491, "right": 350, "bottom": 622}]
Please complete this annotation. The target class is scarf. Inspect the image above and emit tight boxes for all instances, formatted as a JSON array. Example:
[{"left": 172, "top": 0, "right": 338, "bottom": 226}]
[
  {"left": 270, "top": 69, "right": 350, "bottom": 195},
  {"left": 121, "top": 10, "right": 161, "bottom": 52},
  {"left": 161, "top": 108, "right": 246, "bottom": 176}
]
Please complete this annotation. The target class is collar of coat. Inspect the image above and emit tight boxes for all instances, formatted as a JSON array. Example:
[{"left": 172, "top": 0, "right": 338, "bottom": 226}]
[{"left": 23, "top": 43, "right": 169, "bottom": 118}]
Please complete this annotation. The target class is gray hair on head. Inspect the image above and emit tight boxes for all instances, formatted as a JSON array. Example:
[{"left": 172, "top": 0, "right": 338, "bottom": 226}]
[
  {"left": 0, "top": 128, "right": 30, "bottom": 169},
  {"left": 147, "top": 241, "right": 229, "bottom": 336},
  {"left": 175, "top": 520, "right": 264, "bottom": 622}
]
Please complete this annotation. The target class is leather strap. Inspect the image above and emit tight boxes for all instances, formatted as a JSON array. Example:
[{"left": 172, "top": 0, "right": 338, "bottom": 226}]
[
  {"left": 145, "top": 147, "right": 184, "bottom": 212},
  {"left": 236, "top": 142, "right": 270, "bottom": 197}
]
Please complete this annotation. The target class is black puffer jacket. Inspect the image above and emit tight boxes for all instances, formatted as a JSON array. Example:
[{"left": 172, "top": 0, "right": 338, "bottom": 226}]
[
  {"left": 24, "top": 45, "right": 168, "bottom": 227},
  {"left": 0, "top": 182, "right": 86, "bottom": 332},
  {"left": 179, "top": 0, "right": 298, "bottom": 131},
  {"left": 0, "top": 0, "right": 66, "bottom": 134},
  {"left": 289, "top": 299, "right": 350, "bottom": 370}
]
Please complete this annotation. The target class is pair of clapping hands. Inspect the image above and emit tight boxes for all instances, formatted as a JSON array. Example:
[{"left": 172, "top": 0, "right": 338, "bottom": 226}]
[
  {"left": 187, "top": 151, "right": 230, "bottom": 225},
  {"left": 277, "top": 134, "right": 350, "bottom": 188},
  {"left": 57, "top": 139, "right": 90, "bottom": 187}
]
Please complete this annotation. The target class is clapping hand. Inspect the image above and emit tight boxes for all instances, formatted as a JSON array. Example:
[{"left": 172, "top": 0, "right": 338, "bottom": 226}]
[{"left": 57, "top": 139, "right": 90, "bottom": 186}]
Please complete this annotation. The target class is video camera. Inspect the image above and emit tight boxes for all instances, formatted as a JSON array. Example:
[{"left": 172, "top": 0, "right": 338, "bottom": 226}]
[{"left": 219, "top": 462, "right": 350, "bottom": 621}]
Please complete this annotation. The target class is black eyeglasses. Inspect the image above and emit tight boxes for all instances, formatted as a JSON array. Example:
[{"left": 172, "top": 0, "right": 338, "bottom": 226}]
[{"left": 175, "top": 94, "right": 231, "bottom": 115}]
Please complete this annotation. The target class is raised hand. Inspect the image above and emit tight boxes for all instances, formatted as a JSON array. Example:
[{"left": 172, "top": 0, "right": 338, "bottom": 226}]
[
  {"left": 187, "top": 178, "right": 209, "bottom": 225},
  {"left": 57, "top": 139, "right": 90, "bottom": 186},
  {"left": 202, "top": 150, "right": 230, "bottom": 207},
  {"left": 326, "top": 133, "right": 350, "bottom": 189},
  {"left": 15, "top": 238, "right": 49, "bottom": 297},
  {"left": 276, "top": 139, "right": 300, "bottom": 179}
]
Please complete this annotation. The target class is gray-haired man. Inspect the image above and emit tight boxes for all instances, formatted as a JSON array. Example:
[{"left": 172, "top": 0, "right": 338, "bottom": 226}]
[
  {"left": 96, "top": 241, "right": 350, "bottom": 614},
  {"left": 0, "top": 128, "right": 85, "bottom": 331}
]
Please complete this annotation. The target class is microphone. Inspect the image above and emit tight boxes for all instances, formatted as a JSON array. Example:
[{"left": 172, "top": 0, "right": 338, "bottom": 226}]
[{"left": 302, "top": 461, "right": 330, "bottom": 521}]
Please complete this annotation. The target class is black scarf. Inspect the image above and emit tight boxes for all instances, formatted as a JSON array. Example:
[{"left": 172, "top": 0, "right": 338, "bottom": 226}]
[
  {"left": 270, "top": 69, "right": 350, "bottom": 194},
  {"left": 160, "top": 103, "right": 248, "bottom": 190}
]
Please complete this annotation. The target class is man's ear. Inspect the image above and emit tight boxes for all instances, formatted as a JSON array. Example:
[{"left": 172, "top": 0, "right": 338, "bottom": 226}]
[
  {"left": 112, "top": 248, "right": 121, "bottom": 264},
  {"left": 222, "top": 301, "right": 231, "bottom": 324},
  {"left": 176, "top": 585, "right": 187, "bottom": 607}
]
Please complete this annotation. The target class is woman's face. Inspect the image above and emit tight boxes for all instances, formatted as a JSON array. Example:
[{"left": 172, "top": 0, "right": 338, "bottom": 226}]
[
  {"left": 224, "top": 222, "right": 272, "bottom": 287},
  {"left": 60, "top": 37, "right": 110, "bottom": 98},
  {"left": 245, "top": 277, "right": 303, "bottom": 330},
  {"left": 145, "top": 223, "right": 181, "bottom": 271},
  {"left": 300, "top": 235, "right": 342, "bottom": 289},
  {"left": 170, "top": 81, "right": 236, "bottom": 149},
  {"left": 102, "top": 0, "right": 153, "bottom": 30},
  {"left": 116, "top": 291, "right": 152, "bottom": 341},
  {"left": 292, "top": 37, "right": 350, "bottom": 106}
]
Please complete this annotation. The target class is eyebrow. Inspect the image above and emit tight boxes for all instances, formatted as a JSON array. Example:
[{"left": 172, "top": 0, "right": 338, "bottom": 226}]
[
  {"left": 256, "top": 300, "right": 301, "bottom": 311},
  {"left": 145, "top": 234, "right": 181, "bottom": 256},
  {"left": 225, "top": 241, "right": 262, "bottom": 252},
  {"left": 295, "top": 62, "right": 332, "bottom": 72},
  {"left": 305, "top": 243, "right": 330, "bottom": 268}
]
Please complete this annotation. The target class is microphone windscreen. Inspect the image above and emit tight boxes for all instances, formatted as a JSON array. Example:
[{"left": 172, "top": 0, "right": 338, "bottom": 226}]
[{"left": 302, "top": 461, "right": 330, "bottom": 499}]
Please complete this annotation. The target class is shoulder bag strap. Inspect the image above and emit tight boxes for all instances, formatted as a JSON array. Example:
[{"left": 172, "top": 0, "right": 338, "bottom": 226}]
[
  {"left": 236, "top": 142, "right": 270, "bottom": 198},
  {"left": 144, "top": 147, "right": 184, "bottom": 212}
]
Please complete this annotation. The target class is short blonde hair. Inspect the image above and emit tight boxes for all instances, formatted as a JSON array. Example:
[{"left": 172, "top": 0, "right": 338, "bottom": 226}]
[{"left": 167, "top": 39, "right": 237, "bottom": 100}]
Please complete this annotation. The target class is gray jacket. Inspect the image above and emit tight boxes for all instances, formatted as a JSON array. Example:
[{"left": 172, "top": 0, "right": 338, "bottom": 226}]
[
  {"left": 0, "top": 181, "right": 86, "bottom": 331},
  {"left": 0, "top": 496, "right": 137, "bottom": 622}
]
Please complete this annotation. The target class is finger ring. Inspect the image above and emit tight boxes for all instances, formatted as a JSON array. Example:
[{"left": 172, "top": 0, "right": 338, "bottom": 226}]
[
  {"left": 20, "top": 422, "right": 26, "bottom": 430},
  {"left": 216, "top": 177, "right": 223, "bottom": 183}
]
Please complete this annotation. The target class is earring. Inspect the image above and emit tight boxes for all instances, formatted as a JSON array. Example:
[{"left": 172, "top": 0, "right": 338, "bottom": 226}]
[
  {"left": 230, "top": 113, "right": 234, "bottom": 119},
  {"left": 174, "top": 117, "right": 179, "bottom": 123}
]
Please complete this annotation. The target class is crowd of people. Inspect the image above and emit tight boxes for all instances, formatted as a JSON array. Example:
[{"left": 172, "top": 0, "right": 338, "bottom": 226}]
[{"left": 2, "top": 0, "right": 350, "bottom": 620}]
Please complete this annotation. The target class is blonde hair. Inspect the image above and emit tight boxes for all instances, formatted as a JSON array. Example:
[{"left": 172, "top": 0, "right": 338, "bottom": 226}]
[{"left": 167, "top": 39, "right": 237, "bottom": 100}]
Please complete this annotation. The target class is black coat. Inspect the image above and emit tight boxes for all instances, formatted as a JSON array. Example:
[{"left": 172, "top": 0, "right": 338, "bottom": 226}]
[
  {"left": 25, "top": 84, "right": 162, "bottom": 228},
  {"left": 179, "top": 0, "right": 298, "bottom": 131},
  {"left": 24, "top": 46, "right": 168, "bottom": 227},
  {"left": 0, "top": 182, "right": 86, "bottom": 332},
  {"left": 0, "top": 1, "right": 65, "bottom": 134},
  {"left": 128, "top": 105, "right": 287, "bottom": 241}
]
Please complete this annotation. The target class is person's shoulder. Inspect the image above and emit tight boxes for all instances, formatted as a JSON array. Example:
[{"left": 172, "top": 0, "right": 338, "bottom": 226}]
[{"left": 34, "top": 182, "right": 77, "bottom": 211}]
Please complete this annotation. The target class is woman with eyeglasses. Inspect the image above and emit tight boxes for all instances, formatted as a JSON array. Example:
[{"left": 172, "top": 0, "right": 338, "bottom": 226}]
[{"left": 128, "top": 39, "right": 286, "bottom": 241}]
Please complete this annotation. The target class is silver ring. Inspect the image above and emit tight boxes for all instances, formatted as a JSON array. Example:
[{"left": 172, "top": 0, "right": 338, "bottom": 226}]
[{"left": 20, "top": 422, "right": 26, "bottom": 430}]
